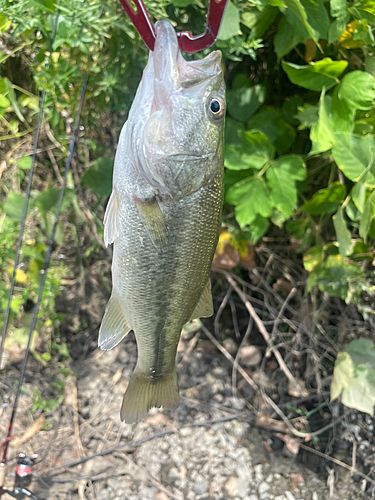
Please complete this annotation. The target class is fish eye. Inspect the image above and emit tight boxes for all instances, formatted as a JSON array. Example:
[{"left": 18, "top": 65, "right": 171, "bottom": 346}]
[{"left": 207, "top": 96, "right": 225, "bottom": 120}]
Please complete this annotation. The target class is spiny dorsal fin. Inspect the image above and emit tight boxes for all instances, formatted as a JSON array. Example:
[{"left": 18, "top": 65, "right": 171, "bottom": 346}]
[
  {"left": 190, "top": 279, "right": 213, "bottom": 320},
  {"left": 99, "top": 293, "right": 131, "bottom": 350},
  {"left": 134, "top": 197, "right": 167, "bottom": 248},
  {"left": 103, "top": 190, "right": 120, "bottom": 247}
]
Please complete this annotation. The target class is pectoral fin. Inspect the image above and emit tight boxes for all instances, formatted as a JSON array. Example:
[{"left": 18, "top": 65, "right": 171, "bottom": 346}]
[
  {"left": 190, "top": 279, "right": 214, "bottom": 320},
  {"left": 134, "top": 197, "right": 167, "bottom": 247},
  {"left": 103, "top": 190, "right": 120, "bottom": 247},
  {"left": 99, "top": 293, "right": 131, "bottom": 350}
]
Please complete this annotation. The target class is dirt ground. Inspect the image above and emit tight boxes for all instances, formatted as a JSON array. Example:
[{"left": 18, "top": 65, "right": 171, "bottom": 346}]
[{"left": 1, "top": 245, "right": 375, "bottom": 499}]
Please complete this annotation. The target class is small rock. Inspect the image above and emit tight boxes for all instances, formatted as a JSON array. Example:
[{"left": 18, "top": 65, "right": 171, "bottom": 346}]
[
  {"left": 312, "top": 493, "right": 319, "bottom": 500},
  {"left": 239, "top": 345, "right": 262, "bottom": 367},
  {"left": 194, "top": 475, "right": 208, "bottom": 495},
  {"left": 97, "top": 490, "right": 110, "bottom": 500},
  {"left": 274, "top": 496, "right": 286, "bottom": 500},
  {"left": 248, "top": 496, "right": 259, "bottom": 500},
  {"left": 223, "top": 337, "right": 238, "bottom": 355},
  {"left": 168, "top": 467, "right": 180, "bottom": 481},
  {"left": 284, "top": 492, "right": 296, "bottom": 500},
  {"left": 224, "top": 476, "right": 238, "bottom": 498},
  {"left": 258, "top": 482, "right": 270, "bottom": 495}
]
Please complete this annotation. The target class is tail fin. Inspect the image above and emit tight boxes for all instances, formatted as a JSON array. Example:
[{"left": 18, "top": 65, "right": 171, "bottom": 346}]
[{"left": 120, "top": 369, "right": 179, "bottom": 423}]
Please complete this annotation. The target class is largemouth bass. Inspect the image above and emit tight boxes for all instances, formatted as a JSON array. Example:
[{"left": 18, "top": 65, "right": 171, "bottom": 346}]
[{"left": 99, "top": 19, "right": 225, "bottom": 423}]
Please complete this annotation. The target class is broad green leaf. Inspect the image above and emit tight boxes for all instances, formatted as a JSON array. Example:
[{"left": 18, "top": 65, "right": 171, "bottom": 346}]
[
  {"left": 217, "top": 1, "right": 241, "bottom": 41},
  {"left": 296, "top": 104, "right": 319, "bottom": 130},
  {"left": 332, "top": 133, "right": 375, "bottom": 186},
  {"left": 249, "top": 215, "right": 269, "bottom": 243},
  {"left": 351, "top": 182, "right": 366, "bottom": 213},
  {"left": 310, "top": 91, "right": 335, "bottom": 154},
  {"left": 338, "top": 71, "right": 375, "bottom": 111},
  {"left": 226, "top": 177, "right": 272, "bottom": 228},
  {"left": 282, "top": 0, "right": 321, "bottom": 44},
  {"left": 330, "top": 85, "right": 355, "bottom": 133},
  {"left": 4, "top": 193, "right": 34, "bottom": 222},
  {"left": 18, "top": 156, "right": 32, "bottom": 170},
  {"left": 0, "top": 94, "right": 10, "bottom": 108},
  {"left": 286, "top": 217, "right": 310, "bottom": 239},
  {"left": 35, "top": 188, "right": 76, "bottom": 214},
  {"left": 225, "top": 130, "right": 274, "bottom": 170},
  {"left": 227, "top": 85, "right": 265, "bottom": 122},
  {"left": 346, "top": 339, "right": 375, "bottom": 368},
  {"left": 282, "top": 58, "right": 348, "bottom": 91},
  {"left": 331, "top": 340, "right": 375, "bottom": 416},
  {"left": 333, "top": 209, "right": 353, "bottom": 258},
  {"left": 0, "top": 14, "right": 11, "bottom": 33},
  {"left": 365, "top": 55, "right": 375, "bottom": 77},
  {"left": 266, "top": 155, "right": 306, "bottom": 217},
  {"left": 328, "top": 0, "right": 348, "bottom": 42},
  {"left": 359, "top": 190, "right": 375, "bottom": 239},
  {"left": 303, "top": 245, "right": 324, "bottom": 272},
  {"left": 241, "top": 5, "right": 278, "bottom": 38},
  {"left": 224, "top": 168, "right": 254, "bottom": 190},
  {"left": 247, "top": 109, "right": 295, "bottom": 154},
  {"left": 301, "top": 182, "right": 346, "bottom": 215},
  {"left": 80, "top": 157, "right": 114, "bottom": 197}
]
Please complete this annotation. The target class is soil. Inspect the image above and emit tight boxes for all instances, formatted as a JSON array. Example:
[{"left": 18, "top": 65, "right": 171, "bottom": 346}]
[{"left": 1, "top": 245, "right": 375, "bottom": 500}]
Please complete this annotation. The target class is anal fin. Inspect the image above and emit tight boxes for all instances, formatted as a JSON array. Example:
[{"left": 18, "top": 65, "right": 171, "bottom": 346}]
[
  {"left": 99, "top": 293, "right": 131, "bottom": 350},
  {"left": 134, "top": 198, "right": 167, "bottom": 248},
  {"left": 190, "top": 279, "right": 214, "bottom": 320},
  {"left": 103, "top": 190, "right": 120, "bottom": 247}
]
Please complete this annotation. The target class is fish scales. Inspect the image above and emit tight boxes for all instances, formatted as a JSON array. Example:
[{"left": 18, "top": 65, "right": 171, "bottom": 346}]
[{"left": 99, "top": 19, "right": 225, "bottom": 423}]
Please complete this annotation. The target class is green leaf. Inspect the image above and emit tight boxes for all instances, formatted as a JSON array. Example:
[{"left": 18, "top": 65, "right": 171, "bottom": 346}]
[
  {"left": 328, "top": 0, "right": 349, "bottom": 43},
  {"left": 0, "top": 94, "right": 10, "bottom": 108},
  {"left": 359, "top": 190, "right": 375, "bottom": 239},
  {"left": 351, "top": 182, "right": 366, "bottom": 213},
  {"left": 247, "top": 109, "right": 296, "bottom": 154},
  {"left": 227, "top": 85, "right": 265, "bottom": 122},
  {"left": 241, "top": 5, "right": 278, "bottom": 38},
  {"left": 303, "top": 245, "right": 324, "bottom": 272},
  {"left": 170, "top": 0, "right": 194, "bottom": 5},
  {"left": 217, "top": 1, "right": 241, "bottom": 41},
  {"left": 4, "top": 77, "right": 24, "bottom": 122},
  {"left": 282, "top": 58, "right": 348, "bottom": 91},
  {"left": 296, "top": 104, "right": 319, "bottom": 130},
  {"left": 310, "top": 91, "right": 335, "bottom": 154},
  {"left": 18, "top": 156, "right": 32, "bottom": 170},
  {"left": 286, "top": 217, "right": 310, "bottom": 239},
  {"left": 301, "top": 182, "right": 346, "bottom": 215},
  {"left": 281, "top": 0, "right": 321, "bottom": 44},
  {"left": 332, "top": 133, "right": 375, "bottom": 186},
  {"left": 333, "top": 209, "right": 353, "bottom": 258},
  {"left": 266, "top": 155, "right": 306, "bottom": 218},
  {"left": 226, "top": 177, "right": 272, "bottom": 228},
  {"left": 4, "top": 193, "right": 34, "bottom": 222},
  {"left": 80, "top": 158, "right": 114, "bottom": 197},
  {"left": 249, "top": 215, "right": 270, "bottom": 243},
  {"left": 225, "top": 130, "right": 274, "bottom": 170},
  {"left": 338, "top": 71, "right": 375, "bottom": 111},
  {"left": 331, "top": 340, "right": 375, "bottom": 416},
  {"left": 35, "top": 188, "right": 76, "bottom": 214}
]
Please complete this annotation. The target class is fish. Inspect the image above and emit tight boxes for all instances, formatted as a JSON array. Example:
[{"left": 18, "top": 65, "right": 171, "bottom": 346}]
[{"left": 98, "top": 18, "right": 225, "bottom": 423}]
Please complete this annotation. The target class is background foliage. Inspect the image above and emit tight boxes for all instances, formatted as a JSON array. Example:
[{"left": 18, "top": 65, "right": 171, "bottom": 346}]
[{"left": 1, "top": 0, "right": 375, "bottom": 412}]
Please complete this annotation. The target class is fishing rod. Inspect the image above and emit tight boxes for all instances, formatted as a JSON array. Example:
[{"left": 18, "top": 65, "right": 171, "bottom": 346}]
[
  {"left": 0, "top": 74, "right": 88, "bottom": 500},
  {"left": 0, "top": 1, "right": 61, "bottom": 371}
]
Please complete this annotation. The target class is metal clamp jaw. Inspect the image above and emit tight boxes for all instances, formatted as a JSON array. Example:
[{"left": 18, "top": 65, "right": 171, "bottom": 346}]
[{"left": 118, "top": 0, "right": 228, "bottom": 53}]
